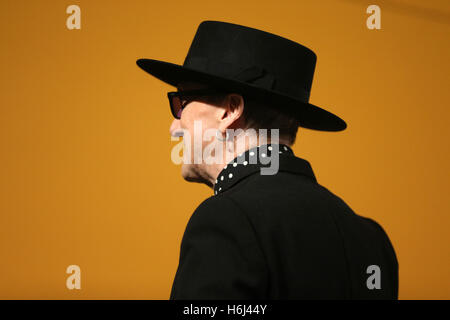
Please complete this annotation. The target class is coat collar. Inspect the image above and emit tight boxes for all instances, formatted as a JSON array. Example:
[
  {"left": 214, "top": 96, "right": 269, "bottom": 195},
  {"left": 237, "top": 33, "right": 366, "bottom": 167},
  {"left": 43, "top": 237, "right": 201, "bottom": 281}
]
[{"left": 213, "top": 144, "right": 317, "bottom": 196}]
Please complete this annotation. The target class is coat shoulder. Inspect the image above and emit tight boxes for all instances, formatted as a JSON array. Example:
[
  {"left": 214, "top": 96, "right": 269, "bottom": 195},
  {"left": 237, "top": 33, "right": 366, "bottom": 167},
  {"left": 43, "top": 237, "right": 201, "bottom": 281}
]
[
  {"left": 189, "top": 194, "right": 247, "bottom": 225},
  {"left": 223, "top": 170, "right": 356, "bottom": 220}
]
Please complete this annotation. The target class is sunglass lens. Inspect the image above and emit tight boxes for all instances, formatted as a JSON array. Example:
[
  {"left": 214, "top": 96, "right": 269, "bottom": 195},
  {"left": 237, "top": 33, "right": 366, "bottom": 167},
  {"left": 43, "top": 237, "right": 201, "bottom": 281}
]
[{"left": 171, "top": 96, "right": 182, "bottom": 119}]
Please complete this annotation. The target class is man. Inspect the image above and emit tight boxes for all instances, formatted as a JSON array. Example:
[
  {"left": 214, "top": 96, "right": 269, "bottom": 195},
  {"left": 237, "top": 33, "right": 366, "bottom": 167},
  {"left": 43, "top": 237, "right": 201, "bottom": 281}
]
[{"left": 137, "top": 21, "right": 398, "bottom": 299}]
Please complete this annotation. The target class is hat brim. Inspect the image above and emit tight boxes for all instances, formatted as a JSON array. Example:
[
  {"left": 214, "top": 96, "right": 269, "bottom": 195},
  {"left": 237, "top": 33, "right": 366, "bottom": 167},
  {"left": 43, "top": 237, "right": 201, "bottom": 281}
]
[{"left": 136, "top": 58, "right": 347, "bottom": 131}]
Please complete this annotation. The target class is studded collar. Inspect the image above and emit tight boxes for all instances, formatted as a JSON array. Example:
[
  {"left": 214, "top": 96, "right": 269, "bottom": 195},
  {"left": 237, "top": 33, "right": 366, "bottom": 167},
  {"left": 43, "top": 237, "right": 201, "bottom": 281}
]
[{"left": 213, "top": 144, "right": 317, "bottom": 195}]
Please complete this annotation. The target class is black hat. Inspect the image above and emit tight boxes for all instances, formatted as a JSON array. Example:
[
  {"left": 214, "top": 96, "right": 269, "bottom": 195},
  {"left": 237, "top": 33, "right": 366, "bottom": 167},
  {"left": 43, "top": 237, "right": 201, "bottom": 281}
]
[{"left": 136, "top": 20, "right": 346, "bottom": 131}]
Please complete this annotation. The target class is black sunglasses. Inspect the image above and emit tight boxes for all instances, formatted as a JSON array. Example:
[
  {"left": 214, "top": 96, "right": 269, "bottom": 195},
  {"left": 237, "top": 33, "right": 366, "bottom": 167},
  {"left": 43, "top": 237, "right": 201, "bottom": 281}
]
[{"left": 167, "top": 88, "right": 225, "bottom": 119}]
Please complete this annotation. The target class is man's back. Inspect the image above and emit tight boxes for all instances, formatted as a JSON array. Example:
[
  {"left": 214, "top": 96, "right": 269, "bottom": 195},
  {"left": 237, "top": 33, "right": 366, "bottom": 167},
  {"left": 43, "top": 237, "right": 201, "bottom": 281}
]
[{"left": 170, "top": 154, "right": 398, "bottom": 299}]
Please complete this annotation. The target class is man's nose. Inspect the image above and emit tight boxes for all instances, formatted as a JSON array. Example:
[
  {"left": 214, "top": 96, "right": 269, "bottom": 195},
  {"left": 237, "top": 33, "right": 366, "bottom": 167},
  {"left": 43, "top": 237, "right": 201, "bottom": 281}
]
[{"left": 170, "top": 119, "right": 183, "bottom": 138}]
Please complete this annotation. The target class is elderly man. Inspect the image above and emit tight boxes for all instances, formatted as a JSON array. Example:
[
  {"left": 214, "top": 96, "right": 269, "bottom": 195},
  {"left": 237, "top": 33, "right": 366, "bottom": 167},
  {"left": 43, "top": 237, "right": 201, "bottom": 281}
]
[{"left": 137, "top": 21, "right": 398, "bottom": 299}]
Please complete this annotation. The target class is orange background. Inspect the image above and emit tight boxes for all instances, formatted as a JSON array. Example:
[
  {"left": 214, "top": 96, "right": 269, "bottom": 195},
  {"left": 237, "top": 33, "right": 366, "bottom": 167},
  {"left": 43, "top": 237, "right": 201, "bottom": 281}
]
[{"left": 0, "top": 0, "right": 449, "bottom": 299}]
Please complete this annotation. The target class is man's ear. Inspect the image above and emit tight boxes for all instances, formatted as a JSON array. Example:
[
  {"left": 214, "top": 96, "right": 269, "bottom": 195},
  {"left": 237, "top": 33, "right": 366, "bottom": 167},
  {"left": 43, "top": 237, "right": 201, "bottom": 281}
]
[{"left": 218, "top": 93, "right": 245, "bottom": 131}]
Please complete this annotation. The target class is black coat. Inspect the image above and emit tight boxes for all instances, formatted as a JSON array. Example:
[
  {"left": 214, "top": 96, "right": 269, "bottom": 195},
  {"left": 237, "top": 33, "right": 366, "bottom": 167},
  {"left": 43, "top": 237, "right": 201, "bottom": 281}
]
[{"left": 170, "top": 145, "right": 398, "bottom": 299}]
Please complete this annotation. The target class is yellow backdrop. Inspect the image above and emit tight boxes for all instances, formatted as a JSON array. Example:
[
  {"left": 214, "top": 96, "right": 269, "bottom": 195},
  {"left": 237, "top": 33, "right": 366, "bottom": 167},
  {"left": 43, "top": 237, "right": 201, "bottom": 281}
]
[{"left": 0, "top": 0, "right": 449, "bottom": 299}]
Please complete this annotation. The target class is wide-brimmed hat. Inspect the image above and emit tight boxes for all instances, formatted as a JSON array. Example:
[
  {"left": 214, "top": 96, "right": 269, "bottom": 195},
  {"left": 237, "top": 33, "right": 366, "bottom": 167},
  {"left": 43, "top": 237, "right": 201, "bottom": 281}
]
[{"left": 136, "top": 20, "right": 346, "bottom": 131}]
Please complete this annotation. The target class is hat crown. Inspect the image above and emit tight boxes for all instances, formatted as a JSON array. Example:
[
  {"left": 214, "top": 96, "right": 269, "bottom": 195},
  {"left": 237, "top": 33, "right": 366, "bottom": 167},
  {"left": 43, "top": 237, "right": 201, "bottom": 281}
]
[{"left": 182, "top": 21, "right": 317, "bottom": 102}]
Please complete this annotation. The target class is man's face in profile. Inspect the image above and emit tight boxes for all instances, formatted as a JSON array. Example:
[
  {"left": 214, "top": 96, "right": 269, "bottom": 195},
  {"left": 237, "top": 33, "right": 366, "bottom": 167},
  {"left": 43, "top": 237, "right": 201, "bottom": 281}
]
[{"left": 169, "top": 82, "right": 226, "bottom": 185}]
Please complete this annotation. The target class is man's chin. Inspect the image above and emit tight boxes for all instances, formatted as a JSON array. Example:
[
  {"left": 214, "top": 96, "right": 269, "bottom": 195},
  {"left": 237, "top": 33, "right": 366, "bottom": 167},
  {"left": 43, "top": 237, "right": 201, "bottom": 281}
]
[{"left": 181, "top": 164, "right": 213, "bottom": 187}]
